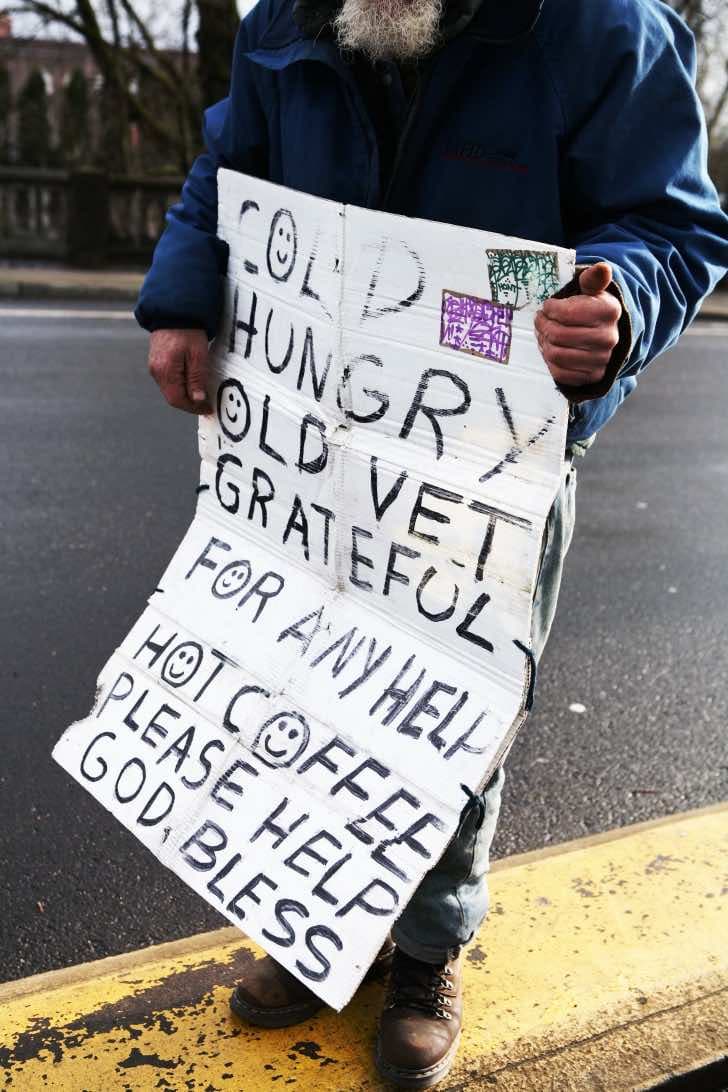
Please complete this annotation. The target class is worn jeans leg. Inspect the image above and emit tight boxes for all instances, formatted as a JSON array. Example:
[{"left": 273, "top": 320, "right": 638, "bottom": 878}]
[{"left": 393, "top": 460, "right": 578, "bottom": 962}]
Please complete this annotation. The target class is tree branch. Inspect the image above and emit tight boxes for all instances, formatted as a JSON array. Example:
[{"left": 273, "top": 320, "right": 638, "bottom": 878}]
[{"left": 1, "top": 1, "right": 85, "bottom": 36}]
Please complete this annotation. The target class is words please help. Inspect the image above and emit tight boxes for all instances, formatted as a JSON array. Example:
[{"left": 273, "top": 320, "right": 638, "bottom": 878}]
[{"left": 53, "top": 171, "right": 573, "bottom": 1010}]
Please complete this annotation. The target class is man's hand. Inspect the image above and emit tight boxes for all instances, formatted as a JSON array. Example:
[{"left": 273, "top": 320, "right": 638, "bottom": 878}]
[
  {"left": 148, "top": 329, "right": 211, "bottom": 414},
  {"left": 534, "top": 262, "right": 622, "bottom": 390}
]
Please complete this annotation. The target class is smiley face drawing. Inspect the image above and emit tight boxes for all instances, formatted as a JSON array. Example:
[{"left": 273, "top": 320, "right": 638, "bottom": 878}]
[
  {"left": 266, "top": 209, "right": 298, "bottom": 283},
  {"left": 217, "top": 379, "right": 251, "bottom": 443},
  {"left": 161, "top": 642, "right": 203, "bottom": 688},
  {"left": 212, "top": 560, "right": 252, "bottom": 600},
  {"left": 252, "top": 711, "right": 310, "bottom": 769}
]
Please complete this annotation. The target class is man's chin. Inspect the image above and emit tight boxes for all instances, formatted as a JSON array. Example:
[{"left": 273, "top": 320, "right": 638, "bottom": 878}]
[
  {"left": 341, "top": 38, "right": 428, "bottom": 61},
  {"left": 333, "top": 0, "right": 442, "bottom": 61}
]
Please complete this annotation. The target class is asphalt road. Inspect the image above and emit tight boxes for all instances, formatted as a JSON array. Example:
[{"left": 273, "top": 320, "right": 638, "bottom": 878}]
[{"left": 2, "top": 305, "right": 727, "bottom": 981}]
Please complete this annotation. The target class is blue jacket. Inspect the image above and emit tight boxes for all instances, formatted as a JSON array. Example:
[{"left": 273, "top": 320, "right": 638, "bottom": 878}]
[{"left": 136, "top": 0, "right": 728, "bottom": 443}]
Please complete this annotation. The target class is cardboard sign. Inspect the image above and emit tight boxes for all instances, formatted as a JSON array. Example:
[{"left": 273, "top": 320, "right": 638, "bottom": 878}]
[{"left": 53, "top": 171, "right": 573, "bottom": 1010}]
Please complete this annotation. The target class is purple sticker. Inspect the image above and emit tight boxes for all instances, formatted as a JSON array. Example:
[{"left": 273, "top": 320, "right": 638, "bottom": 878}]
[{"left": 440, "top": 290, "right": 513, "bottom": 365}]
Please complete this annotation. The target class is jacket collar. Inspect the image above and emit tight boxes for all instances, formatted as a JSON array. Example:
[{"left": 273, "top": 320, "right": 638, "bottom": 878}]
[{"left": 463, "top": 0, "right": 543, "bottom": 43}]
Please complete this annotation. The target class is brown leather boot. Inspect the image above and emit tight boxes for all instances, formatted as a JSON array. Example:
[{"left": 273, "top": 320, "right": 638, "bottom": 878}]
[
  {"left": 229, "top": 935, "right": 395, "bottom": 1028},
  {"left": 375, "top": 948, "right": 463, "bottom": 1089}
]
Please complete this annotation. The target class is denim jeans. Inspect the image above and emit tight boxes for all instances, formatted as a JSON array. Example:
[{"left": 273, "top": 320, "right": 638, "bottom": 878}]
[{"left": 393, "top": 456, "right": 578, "bottom": 962}]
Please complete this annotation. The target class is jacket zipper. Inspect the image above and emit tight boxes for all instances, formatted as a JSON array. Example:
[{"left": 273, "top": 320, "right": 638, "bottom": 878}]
[{"left": 382, "top": 63, "right": 428, "bottom": 210}]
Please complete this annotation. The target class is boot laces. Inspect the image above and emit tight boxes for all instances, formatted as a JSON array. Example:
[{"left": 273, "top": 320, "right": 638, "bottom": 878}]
[{"left": 385, "top": 954, "right": 455, "bottom": 1021}]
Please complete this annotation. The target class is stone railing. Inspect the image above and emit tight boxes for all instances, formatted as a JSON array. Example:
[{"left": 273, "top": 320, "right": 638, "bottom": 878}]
[
  {"left": 0, "top": 168, "right": 69, "bottom": 260},
  {"left": 0, "top": 167, "right": 182, "bottom": 266}
]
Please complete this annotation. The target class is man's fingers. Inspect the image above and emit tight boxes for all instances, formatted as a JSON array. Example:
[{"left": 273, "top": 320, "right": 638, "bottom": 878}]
[
  {"left": 535, "top": 262, "right": 622, "bottom": 391},
  {"left": 160, "top": 363, "right": 197, "bottom": 412},
  {"left": 149, "top": 347, "right": 196, "bottom": 413},
  {"left": 547, "top": 364, "right": 600, "bottom": 387},
  {"left": 148, "top": 329, "right": 211, "bottom": 415},
  {"left": 538, "top": 342, "right": 611, "bottom": 383},
  {"left": 541, "top": 291, "right": 621, "bottom": 326},
  {"left": 185, "top": 344, "right": 211, "bottom": 412},
  {"left": 534, "top": 312, "right": 619, "bottom": 352},
  {"left": 578, "top": 261, "right": 613, "bottom": 297}
]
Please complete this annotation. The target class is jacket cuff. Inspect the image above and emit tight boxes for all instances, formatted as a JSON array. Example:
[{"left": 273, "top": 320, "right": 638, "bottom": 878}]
[
  {"left": 137, "top": 315, "right": 210, "bottom": 336},
  {"left": 552, "top": 265, "right": 633, "bottom": 404}
]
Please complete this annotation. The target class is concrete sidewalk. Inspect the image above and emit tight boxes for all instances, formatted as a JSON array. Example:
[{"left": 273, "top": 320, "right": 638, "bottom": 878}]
[
  {"left": 0, "top": 265, "right": 144, "bottom": 302},
  {"left": 1, "top": 804, "right": 726, "bottom": 1091},
  {"left": 1, "top": 264, "right": 728, "bottom": 319},
  {"left": 699, "top": 290, "right": 728, "bottom": 320}
]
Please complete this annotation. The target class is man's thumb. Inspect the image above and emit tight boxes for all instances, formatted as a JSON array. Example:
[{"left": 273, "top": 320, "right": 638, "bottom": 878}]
[{"left": 578, "top": 261, "right": 612, "bottom": 297}]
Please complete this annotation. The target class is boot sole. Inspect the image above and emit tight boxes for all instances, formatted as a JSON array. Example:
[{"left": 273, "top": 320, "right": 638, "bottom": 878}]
[
  {"left": 229, "top": 986, "right": 324, "bottom": 1028},
  {"left": 374, "top": 1030, "right": 462, "bottom": 1090},
  {"left": 229, "top": 943, "right": 395, "bottom": 1029}
]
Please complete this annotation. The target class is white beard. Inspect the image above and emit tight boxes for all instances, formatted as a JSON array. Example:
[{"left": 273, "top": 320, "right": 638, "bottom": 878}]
[{"left": 334, "top": 0, "right": 443, "bottom": 61}]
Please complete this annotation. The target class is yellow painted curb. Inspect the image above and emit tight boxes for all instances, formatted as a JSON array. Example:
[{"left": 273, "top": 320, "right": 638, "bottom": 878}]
[{"left": 1, "top": 804, "right": 727, "bottom": 1091}]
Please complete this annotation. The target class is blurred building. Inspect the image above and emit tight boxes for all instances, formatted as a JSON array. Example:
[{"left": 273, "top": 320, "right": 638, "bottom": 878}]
[
  {"left": 0, "top": 15, "right": 185, "bottom": 172},
  {"left": 0, "top": 15, "right": 184, "bottom": 266}
]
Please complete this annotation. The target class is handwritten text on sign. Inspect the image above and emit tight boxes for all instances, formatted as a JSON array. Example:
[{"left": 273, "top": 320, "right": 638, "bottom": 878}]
[{"left": 53, "top": 172, "right": 572, "bottom": 1010}]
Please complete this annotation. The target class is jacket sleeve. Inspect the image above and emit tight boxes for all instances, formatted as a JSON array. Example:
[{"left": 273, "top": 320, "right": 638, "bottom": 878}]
[
  {"left": 135, "top": 16, "right": 268, "bottom": 340},
  {"left": 545, "top": 0, "right": 728, "bottom": 389}
]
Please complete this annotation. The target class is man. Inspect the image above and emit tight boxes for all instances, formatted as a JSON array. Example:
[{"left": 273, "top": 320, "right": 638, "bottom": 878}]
[{"left": 136, "top": 0, "right": 728, "bottom": 1084}]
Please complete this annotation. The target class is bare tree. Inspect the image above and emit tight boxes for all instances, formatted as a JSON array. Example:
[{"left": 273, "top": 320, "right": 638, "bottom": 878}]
[
  {"left": 1, "top": 0, "right": 239, "bottom": 170},
  {"left": 18, "top": 66, "right": 52, "bottom": 165},
  {"left": 0, "top": 64, "right": 11, "bottom": 163},
  {"left": 669, "top": 0, "right": 728, "bottom": 138},
  {"left": 197, "top": 0, "right": 238, "bottom": 107},
  {"left": 60, "top": 66, "right": 90, "bottom": 163}
]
